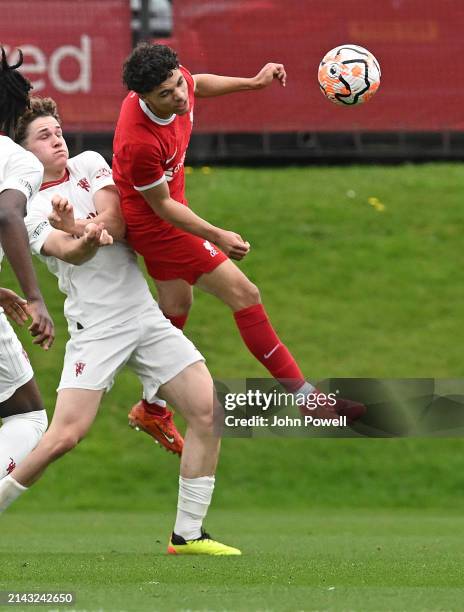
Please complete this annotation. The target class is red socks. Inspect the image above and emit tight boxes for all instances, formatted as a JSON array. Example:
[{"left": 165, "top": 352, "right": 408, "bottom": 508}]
[{"left": 234, "top": 304, "right": 305, "bottom": 392}]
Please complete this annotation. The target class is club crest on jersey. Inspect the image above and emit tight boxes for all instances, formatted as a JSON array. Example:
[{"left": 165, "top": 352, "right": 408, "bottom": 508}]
[
  {"left": 75, "top": 361, "right": 86, "bottom": 377},
  {"left": 77, "top": 177, "right": 91, "bottom": 192},
  {"left": 203, "top": 240, "right": 218, "bottom": 257},
  {"left": 6, "top": 457, "right": 16, "bottom": 475}
]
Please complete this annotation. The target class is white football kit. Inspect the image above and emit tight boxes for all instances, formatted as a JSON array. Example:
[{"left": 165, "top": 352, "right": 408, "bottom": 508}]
[
  {"left": 25, "top": 151, "right": 202, "bottom": 399},
  {"left": 0, "top": 136, "right": 43, "bottom": 402}
]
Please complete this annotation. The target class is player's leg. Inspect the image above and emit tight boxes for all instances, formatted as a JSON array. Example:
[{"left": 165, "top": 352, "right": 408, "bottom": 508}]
[
  {"left": 0, "top": 313, "right": 47, "bottom": 479},
  {"left": 128, "top": 279, "right": 193, "bottom": 452},
  {"left": 196, "top": 260, "right": 365, "bottom": 420},
  {"left": 154, "top": 277, "right": 193, "bottom": 330},
  {"left": 196, "top": 258, "right": 308, "bottom": 392},
  {"left": 0, "top": 388, "right": 103, "bottom": 511},
  {"left": 159, "top": 362, "right": 240, "bottom": 555},
  {"left": 136, "top": 230, "right": 306, "bottom": 391},
  {"left": 0, "top": 379, "right": 48, "bottom": 479},
  {"left": 0, "top": 321, "right": 139, "bottom": 511},
  {"left": 129, "top": 310, "right": 240, "bottom": 555}
]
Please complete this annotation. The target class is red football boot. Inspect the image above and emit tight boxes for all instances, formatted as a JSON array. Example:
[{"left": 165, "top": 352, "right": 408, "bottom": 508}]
[{"left": 128, "top": 401, "right": 184, "bottom": 455}]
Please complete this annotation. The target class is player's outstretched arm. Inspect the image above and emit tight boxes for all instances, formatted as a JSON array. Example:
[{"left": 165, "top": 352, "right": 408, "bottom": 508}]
[
  {"left": 194, "top": 63, "right": 286, "bottom": 97},
  {"left": 142, "top": 181, "right": 250, "bottom": 261},
  {"left": 0, "top": 189, "right": 54, "bottom": 350},
  {"left": 41, "top": 222, "right": 113, "bottom": 266}
]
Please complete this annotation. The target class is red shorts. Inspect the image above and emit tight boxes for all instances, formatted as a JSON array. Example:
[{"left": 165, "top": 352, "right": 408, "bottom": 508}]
[{"left": 127, "top": 223, "right": 228, "bottom": 285}]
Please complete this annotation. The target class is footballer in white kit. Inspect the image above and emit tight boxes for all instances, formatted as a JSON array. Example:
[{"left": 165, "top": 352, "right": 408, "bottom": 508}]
[
  {"left": 25, "top": 150, "right": 203, "bottom": 398},
  {"left": 0, "top": 45, "right": 54, "bottom": 482},
  {"left": 1, "top": 96, "right": 241, "bottom": 557},
  {"left": 0, "top": 136, "right": 42, "bottom": 400}
]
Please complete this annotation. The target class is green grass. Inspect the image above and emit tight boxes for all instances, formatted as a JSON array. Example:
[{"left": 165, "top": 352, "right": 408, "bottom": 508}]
[
  {"left": 2, "top": 163, "right": 464, "bottom": 610},
  {"left": 1, "top": 510, "right": 464, "bottom": 611}
]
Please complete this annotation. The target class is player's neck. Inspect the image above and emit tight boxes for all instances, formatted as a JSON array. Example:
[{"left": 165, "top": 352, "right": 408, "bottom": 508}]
[
  {"left": 144, "top": 99, "right": 172, "bottom": 120},
  {"left": 43, "top": 167, "right": 67, "bottom": 183}
]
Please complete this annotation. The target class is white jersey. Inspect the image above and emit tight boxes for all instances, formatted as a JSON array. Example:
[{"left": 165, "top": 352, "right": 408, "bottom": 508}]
[
  {"left": 0, "top": 135, "right": 43, "bottom": 268},
  {"left": 25, "top": 151, "right": 153, "bottom": 331}
]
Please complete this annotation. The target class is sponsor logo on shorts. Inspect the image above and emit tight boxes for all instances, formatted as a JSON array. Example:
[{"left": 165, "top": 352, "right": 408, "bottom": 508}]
[
  {"left": 6, "top": 457, "right": 16, "bottom": 475},
  {"left": 32, "top": 221, "right": 49, "bottom": 239},
  {"left": 22, "top": 348, "right": 30, "bottom": 363},
  {"left": 77, "top": 177, "right": 91, "bottom": 192},
  {"left": 203, "top": 240, "right": 218, "bottom": 257},
  {"left": 75, "top": 361, "right": 86, "bottom": 377}
]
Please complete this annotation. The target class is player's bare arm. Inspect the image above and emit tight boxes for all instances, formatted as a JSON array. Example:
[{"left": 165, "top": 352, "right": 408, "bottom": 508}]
[
  {"left": 49, "top": 187, "right": 126, "bottom": 242},
  {"left": 142, "top": 181, "right": 250, "bottom": 261},
  {"left": 0, "top": 189, "right": 54, "bottom": 349},
  {"left": 193, "top": 63, "right": 286, "bottom": 97},
  {"left": 0, "top": 287, "right": 29, "bottom": 326},
  {"left": 41, "top": 221, "right": 113, "bottom": 265}
]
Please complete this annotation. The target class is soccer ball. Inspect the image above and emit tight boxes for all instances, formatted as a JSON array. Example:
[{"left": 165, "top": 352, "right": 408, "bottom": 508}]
[{"left": 318, "top": 44, "right": 381, "bottom": 106}]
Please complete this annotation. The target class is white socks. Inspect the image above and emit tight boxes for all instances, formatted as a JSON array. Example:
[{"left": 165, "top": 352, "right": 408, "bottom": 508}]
[
  {"left": 0, "top": 410, "right": 48, "bottom": 478},
  {"left": 295, "top": 381, "right": 316, "bottom": 396},
  {"left": 147, "top": 396, "right": 166, "bottom": 409},
  {"left": 0, "top": 474, "right": 27, "bottom": 512},
  {"left": 174, "top": 475, "right": 215, "bottom": 540}
]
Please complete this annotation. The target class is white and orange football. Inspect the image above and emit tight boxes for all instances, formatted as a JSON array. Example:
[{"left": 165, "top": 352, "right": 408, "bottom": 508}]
[{"left": 318, "top": 44, "right": 381, "bottom": 106}]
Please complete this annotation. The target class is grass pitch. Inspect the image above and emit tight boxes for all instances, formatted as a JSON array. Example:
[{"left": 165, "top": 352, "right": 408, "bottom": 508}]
[
  {"left": 2, "top": 163, "right": 464, "bottom": 610},
  {"left": 1, "top": 510, "right": 464, "bottom": 611}
]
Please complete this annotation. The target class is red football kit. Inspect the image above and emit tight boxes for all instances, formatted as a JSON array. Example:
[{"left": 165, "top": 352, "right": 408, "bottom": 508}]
[
  {"left": 112, "top": 66, "right": 227, "bottom": 285},
  {"left": 113, "top": 65, "right": 311, "bottom": 397}
]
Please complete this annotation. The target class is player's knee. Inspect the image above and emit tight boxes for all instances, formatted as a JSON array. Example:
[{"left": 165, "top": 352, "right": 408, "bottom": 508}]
[
  {"left": 190, "top": 402, "right": 216, "bottom": 435},
  {"left": 160, "top": 294, "right": 193, "bottom": 316},
  {"left": 245, "top": 282, "right": 261, "bottom": 305},
  {"left": 230, "top": 279, "right": 261, "bottom": 309}
]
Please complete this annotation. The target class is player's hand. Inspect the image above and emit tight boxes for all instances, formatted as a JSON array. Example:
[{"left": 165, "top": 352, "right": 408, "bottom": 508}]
[
  {"left": 83, "top": 222, "right": 113, "bottom": 248},
  {"left": 252, "top": 63, "right": 286, "bottom": 89},
  {"left": 48, "top": 195, "right": 77, "bottom": 235},
  {"left": 24, "top": 298, "right": 55, "bottom": 350},
  {"left": 216, "top": 230, "right": 250, "bottom": 261},
  {"left": 0, "top": 287, "right": 29, "bottom": 326}
]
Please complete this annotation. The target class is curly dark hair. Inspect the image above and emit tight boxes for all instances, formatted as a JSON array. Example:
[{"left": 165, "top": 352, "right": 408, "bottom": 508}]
[
  {"left": 122, "top": 43, "right": 179, "bottom": 93},
  {"left": 15, "top": 97, "right": 61, "bottom": 145},
  {"left": 0, "top": 47, "right": 33, "bottom": 136}
]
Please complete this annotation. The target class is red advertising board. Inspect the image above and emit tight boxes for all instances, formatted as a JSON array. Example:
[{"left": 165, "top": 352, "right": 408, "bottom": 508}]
[
  {"left": 166, "top": 0, "right": 464, "bottom": 133},
  {"left": 0, "top": 0, "right": 131, "bottom": 131}
]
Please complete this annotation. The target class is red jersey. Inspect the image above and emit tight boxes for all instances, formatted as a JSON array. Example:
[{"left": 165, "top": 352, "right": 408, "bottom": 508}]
[{"left": 112, "top": 66, "right": 195, "bottom": 230}]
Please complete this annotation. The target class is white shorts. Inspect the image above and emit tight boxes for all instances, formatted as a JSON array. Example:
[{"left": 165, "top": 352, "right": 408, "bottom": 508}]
[
  {"left": 0, "top": 311, "right": 34, "bottom": 403},
  {"left": 58, "top": 304, "right": 203, "bottom": 401}
]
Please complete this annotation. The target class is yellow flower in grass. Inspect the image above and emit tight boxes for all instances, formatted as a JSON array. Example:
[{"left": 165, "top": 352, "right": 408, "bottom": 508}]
[{"left": 368, "top": 197, "right": 385, "bottom": 212}]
